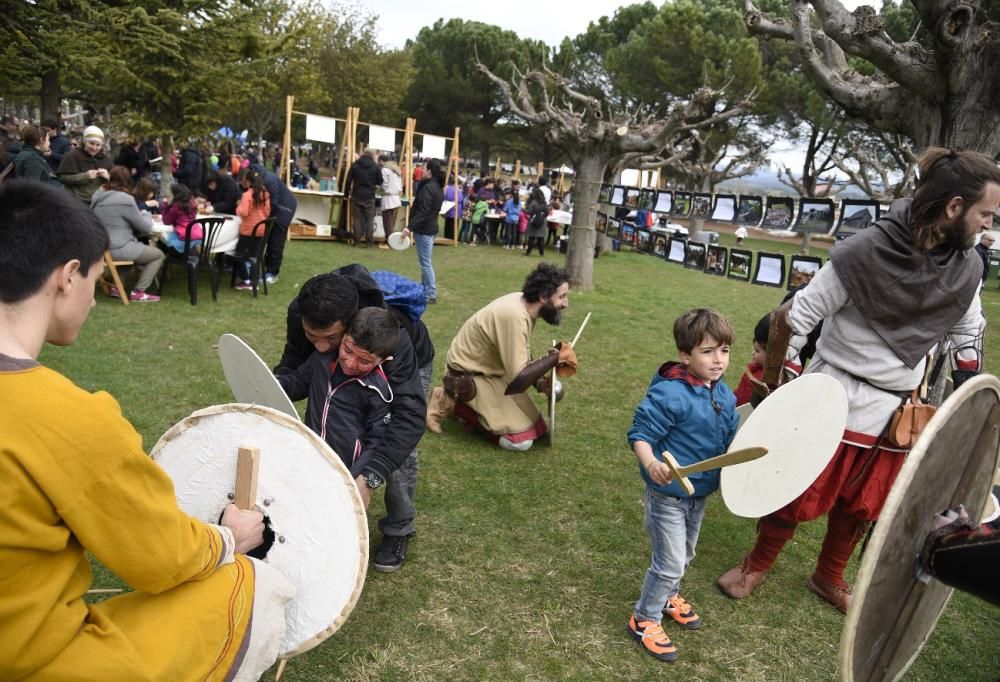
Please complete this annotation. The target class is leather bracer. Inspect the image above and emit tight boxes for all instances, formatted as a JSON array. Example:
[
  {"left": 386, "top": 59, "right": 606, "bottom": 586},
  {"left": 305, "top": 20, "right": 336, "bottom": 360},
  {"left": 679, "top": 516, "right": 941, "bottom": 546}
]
[{"left": 505, "top": 350, "right": 558, "bottom": 395}]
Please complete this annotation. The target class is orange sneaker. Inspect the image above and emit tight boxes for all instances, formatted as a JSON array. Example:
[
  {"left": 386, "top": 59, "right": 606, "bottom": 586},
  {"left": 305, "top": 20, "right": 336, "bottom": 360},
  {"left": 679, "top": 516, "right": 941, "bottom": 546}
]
[
  {"left": 627, "top": 614, "right": 678, "bottom": 662},
  {"left": 664, "top": 593, "right": 702, "bottom": 630}
]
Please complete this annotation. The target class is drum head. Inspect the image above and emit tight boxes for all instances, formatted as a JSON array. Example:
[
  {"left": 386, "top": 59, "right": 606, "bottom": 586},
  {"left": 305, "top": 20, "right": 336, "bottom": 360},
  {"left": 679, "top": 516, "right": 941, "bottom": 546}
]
[
  {"left": 387, "top": 231, "right": 411, "bottom": 250},
  {"left": 840, "top": 374, "right": 1000, "bottom": 682},
  {"left": 218, "top": 334, "right": 299, "bottom": 421},
  {"left": 151, "top": 404, "right": 367, "bottom": 657},
  {"left": 722, "top": 373, "right": 848, "bottom": 518}
]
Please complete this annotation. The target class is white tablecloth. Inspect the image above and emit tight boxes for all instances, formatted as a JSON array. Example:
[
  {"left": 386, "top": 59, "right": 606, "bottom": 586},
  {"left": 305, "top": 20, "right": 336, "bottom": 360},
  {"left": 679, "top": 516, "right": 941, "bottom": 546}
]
[{"left": 151, "top": 214, "right": 241, "bottom": 254}]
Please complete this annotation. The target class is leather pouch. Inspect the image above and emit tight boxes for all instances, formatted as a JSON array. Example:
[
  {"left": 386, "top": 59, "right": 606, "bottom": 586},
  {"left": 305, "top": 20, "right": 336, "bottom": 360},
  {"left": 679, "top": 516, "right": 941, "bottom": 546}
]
[
  {"left": 887, "top": 388, "right": 936, "bottom": 448},
  {"left": 443, "top": 373, "right": 477, "bottom": 401}
]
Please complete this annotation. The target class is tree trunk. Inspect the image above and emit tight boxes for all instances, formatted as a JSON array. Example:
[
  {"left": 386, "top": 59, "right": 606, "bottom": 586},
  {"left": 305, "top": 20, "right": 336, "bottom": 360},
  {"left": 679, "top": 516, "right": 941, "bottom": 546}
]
[
  {"left": 687, "top": 176, "right": 713, "bottom": 242},
  {"left": 564, "top": 153, "right": 605, "bottom": 290},
  {"left": 40, "top": 69, "right": 62, "bottom": 123},
  {"left": 160, "top": 137, "right": 175, "bottom": 199},
  {"left": 479, "top": 142, "right": 491, "bottom": 177},
  {"left": 799, "top": 232, "right": 812, "bottom": 255}
]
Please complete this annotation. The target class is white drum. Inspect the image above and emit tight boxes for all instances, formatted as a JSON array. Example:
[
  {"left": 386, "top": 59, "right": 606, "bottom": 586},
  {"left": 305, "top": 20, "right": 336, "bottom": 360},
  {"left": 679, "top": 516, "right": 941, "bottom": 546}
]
[
  {"left": 151, "top": 404, "right": 367, "bottom": 657},
  {"left": 721, "top": 373, "right": 848, "bottom": 518}
]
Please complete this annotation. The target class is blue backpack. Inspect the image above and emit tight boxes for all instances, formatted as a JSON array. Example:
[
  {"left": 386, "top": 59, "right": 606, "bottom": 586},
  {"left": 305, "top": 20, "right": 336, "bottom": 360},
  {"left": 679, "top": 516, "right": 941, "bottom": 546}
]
[{"left": 371, "top": 270, "right": 426, "bottom": 322}]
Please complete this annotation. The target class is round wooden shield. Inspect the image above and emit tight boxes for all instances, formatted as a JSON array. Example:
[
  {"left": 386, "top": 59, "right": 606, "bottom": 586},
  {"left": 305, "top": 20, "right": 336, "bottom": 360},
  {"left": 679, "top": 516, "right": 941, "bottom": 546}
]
[
  {"left": 721, "top": 373, "right": 848, "bottom": 518},
  {"left": 840, "top": 374, "right": 1000, "bottom": 682},
  {"left": 218, "top": 334, "right": 299, "bottom": 421},
  {"left": 151, "top": 404, "right": 368, "bottom": 658}
]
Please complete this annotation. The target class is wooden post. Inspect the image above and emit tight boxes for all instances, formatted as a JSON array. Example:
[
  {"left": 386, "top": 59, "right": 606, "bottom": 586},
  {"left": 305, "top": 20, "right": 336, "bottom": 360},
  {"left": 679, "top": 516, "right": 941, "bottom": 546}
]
[
  {"left": 281, "top": 96, "right": 294, "bottom": 186},
  {"left": 513, "top": 160, "right": 521, "bottom": 182},
  {"left": 401, "top": 118, "right": 416, "bottom": 228},
  {"left": 234, "top": 446, "right": 260, "bottom": 510},
  {"left": 446, "top": 127, "right": 462, "bottom": 245},
  {"left": 538, "top": 162, "right": 545, "bottom": 182},
  {"left": 494, "top": 155, "right": 501, "bottom": 181}
]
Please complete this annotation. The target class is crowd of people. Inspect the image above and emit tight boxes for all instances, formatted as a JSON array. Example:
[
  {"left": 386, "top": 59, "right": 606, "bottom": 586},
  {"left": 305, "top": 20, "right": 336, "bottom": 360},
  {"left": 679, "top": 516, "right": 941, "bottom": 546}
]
[{"left": 1, "top": 117, "right": 298, "bottom": 302}]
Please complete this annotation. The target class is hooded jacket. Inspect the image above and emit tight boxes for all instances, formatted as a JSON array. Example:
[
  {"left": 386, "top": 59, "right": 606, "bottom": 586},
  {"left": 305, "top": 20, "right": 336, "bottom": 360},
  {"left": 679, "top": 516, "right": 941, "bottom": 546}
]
[
  {"left": 628, "top": 362, "right": 739, "bottom": 498},
  {"left": 90, "top": 188, "right": 154, "bottom": 260},
  {"left": 345, "top": 154, "right": 382, "bottom": 202},
  {"left": 274, "top": 264, "right": 431, "bottom": 480},
  {"left": 277, "top": 351, "right": 393, "bottom": 477},
  {"left": 408, "top": 176, "right": 444, "bottom": 235},
  {"left": 13, "top": 147, "right": 54, "bottom": 183}
]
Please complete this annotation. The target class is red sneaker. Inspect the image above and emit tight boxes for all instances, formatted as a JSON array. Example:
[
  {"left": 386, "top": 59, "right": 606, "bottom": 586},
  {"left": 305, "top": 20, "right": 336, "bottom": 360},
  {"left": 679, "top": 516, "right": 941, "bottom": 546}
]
[{"left": 129, "top": 290, "right": 160, "bottom": 302}]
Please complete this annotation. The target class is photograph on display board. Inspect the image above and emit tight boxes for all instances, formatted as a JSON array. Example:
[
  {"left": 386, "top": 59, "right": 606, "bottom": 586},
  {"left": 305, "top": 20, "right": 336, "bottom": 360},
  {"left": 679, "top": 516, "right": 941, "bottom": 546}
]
[
  {"left": 761, "top": 197, "right": 795, "bottom": 229},
  {"left": 606, "top": 218, "right": 622, "bottom": 241},
  {"left": 625, "top": 187, "right": 642, "bottom": 209},
  {"left": 595, "top": 212, "right": 609, "bottom": 234},
  {"left": 735, "top": 196, "right": 763, "bottom": 225},
  {"left": 639, "top": 189, "right": 656, "bottom": 211},
  {"left": 691, "top": 193, "right": 713, "bottom": 218},
  {"left": 793, "top": 198, "right": 836, "bottom": 234},
  {"left": 684, "top": 241, "right": 707, "bottom": 270},
  {"left": 610, "top": 185, "right": 626, "bottom": 206},
  {"left": 672, "top": 192, "right": 692, "bottom": 216},
  {"left": 598, "top": 184, "right": 612, "bottom": 204},
  {"left": 651, "top": 233, "right": 668, "bottom": 257},
  {"left": 636, "top": 228, "right": 652, "bottom": 253},
  {"left": 752, "top": 252, "right": 786, "bottom": 288},
  {"left": 654, "top": 190, "right": 673, "bottom": 213},
  {"left": 835, "top": 200, "right": 880, "bottom": 239},
  {"left": 621, "top": 223, "right": 636, "bottom": 248},
  {"left": 667, "top": 237, "right": 686, "bottom": 263},
  {"left": 705, "top": 244, "right": 728, "bottom": 276},
  {"left": 711, "top": 194, "right": 736, "bottom": 222},
  {"left": 728, "top": 248, "right": 752, "bottom": 281},
  {"left": 788, "top": 255, "right": 823, "bottom": 289}
]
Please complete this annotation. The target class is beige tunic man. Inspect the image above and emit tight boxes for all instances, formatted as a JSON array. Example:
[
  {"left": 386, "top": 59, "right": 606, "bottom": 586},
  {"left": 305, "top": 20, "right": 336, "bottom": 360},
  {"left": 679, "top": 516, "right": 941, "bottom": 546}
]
[{"left": 427, "top": 263, "right": 576, "bottom": 451}]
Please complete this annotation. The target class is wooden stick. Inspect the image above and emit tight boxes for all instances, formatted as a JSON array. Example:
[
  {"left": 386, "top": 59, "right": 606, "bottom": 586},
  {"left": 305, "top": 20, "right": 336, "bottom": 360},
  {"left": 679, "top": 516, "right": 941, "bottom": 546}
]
[
  {"left": 86, "top": 588, "right": 124, "bottom": 594},
  {"left": 570, "top": 312, "right": 592, "bottom": 347},
  {"left": 234, "top": 446, "right": 260, "bottom": 510},
  {"left": 274, "top": 657, "right": 288, "bottom": 681}
]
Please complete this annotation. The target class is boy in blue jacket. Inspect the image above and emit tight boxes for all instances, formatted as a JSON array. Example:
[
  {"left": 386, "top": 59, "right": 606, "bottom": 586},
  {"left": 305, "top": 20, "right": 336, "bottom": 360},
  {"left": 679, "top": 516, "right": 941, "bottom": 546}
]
[{"left": 626, "top": 308, "right": 739, "bottom": 662}]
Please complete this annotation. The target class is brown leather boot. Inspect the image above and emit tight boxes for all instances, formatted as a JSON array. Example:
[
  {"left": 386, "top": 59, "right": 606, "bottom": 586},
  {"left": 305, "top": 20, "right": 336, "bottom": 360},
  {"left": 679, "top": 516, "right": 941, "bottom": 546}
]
[
  {"left": 718, "top": 561, "right": 767, "bottom": 599},
  {"left": 425, "top": 387, "right": 455, "bottom": 433},
  {"left": 807, "top": 573, "right": 852, "bottom": 614}
]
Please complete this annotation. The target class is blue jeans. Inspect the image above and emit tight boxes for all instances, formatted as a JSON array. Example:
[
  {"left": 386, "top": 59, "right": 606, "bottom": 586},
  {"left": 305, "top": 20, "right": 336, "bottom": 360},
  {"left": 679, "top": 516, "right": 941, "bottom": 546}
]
[
  {"left": 379, "top": 363, "right": 433, "bottom": 537},
  {"left": 414, "top": 233, "right": 436, "bottom": 300},
  {"left": 634, "top": 487, "right": 707, "bottom": 622}
]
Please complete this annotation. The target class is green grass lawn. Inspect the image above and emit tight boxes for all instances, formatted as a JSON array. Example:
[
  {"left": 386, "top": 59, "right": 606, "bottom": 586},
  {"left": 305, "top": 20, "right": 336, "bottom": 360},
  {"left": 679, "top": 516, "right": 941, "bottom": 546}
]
[{"left": 54, "top": 232, "right": 1000, "bottom": 680}]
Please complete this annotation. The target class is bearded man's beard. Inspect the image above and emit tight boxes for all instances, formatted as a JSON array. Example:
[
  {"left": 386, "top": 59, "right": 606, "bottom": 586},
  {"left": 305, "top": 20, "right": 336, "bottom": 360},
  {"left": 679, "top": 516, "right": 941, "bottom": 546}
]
[
  {"left": 941, "top": 212, "right": 976, "bottom": 251},
  {"left": 540, "top": 301, "right": 563, "bottom": 326}
]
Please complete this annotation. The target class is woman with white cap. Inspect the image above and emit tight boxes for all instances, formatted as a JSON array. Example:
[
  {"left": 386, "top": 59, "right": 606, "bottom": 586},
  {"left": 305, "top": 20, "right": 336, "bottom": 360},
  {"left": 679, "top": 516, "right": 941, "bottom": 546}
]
[{"left": 57, "top": 125, "right": 113, "bottom": 204}]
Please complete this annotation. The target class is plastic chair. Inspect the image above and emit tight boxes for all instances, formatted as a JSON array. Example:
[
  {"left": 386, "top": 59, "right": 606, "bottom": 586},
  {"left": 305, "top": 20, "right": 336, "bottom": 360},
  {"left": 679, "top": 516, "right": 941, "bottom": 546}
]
[
  {"left": 158, "top": 217, "right": 227, "bottom": 305},
  {"left": 229, "top": 217, "right": 275, "bottom": 298},
  {"left": 99, "top": 251, "right": 133, "bottom": 306}
]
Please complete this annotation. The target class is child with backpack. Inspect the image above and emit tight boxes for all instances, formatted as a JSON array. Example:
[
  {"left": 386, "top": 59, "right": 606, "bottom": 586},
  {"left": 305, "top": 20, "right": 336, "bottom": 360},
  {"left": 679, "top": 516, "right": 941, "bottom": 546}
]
[{"left": 524, "top": 187, "right": 548, "bottom": 256}]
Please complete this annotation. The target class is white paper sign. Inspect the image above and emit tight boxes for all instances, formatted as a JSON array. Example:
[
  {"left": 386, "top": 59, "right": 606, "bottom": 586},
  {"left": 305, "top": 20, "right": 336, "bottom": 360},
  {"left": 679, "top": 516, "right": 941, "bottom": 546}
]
[
  {"left": 654, "top": 192, "right": 672, "bottom": 213},
  {"left": 368, "top": 125, "right": 396, "bottom": 152},
  {"left": 711, "top": 197, "right": 735, "bottom": 221},
  {"left": 422, "top": 135, "right": 446, "bottom": 159},
  {"left": 668, "top": 239, "right": 686, "bottom": 262},
  {"left": 305, "top": 115, "right": 337, "bottom": 144},
  {"left": 620, "top": 169, "right": 640, "bottom": 186},
  {"left": 756, "top": 255, "right": 784, "bottom": 285}
]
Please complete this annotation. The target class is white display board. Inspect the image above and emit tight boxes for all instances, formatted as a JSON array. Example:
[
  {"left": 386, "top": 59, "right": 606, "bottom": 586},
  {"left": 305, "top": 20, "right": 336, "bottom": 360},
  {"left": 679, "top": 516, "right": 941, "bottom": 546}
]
[
  {"left": 305, "top": 115, "right": 337, "bottom": 144},
  {"left": 368, "top": 125, "right": 396, "bottom": 152},
  {"left": 421, "top": 135, "right": 446, "bottom": 159}
]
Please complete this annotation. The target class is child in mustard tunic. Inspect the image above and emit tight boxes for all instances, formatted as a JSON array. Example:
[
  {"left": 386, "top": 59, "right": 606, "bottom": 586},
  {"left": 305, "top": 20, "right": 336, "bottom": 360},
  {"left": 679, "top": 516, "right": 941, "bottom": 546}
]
[{"left": 0, "top": 180, "right": 293, "bottom": 681}]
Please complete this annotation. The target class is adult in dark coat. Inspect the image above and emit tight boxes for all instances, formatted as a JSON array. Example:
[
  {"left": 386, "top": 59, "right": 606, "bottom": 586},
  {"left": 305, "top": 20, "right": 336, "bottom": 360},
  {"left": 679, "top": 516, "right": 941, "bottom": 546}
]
[
  {"left": 202, "top": 168, "right": 240, "bottom": 215},
  {"left": 114, "top": 139, "right": 141, "bottom": 178},
  {"left": 13, "top": 126, "right": 56, "bottom": 184},
  {"left": 403, "top": 159, "right": 445, "bottom": 303},
  {"left": 274, "top": 264, "right": 431, "bottom": 572},
  {"left": 974, "top": 233, "right": 994, "bottom": 285},
  {"left": 344, "top": 149, "right": 382, "bottom": 247},
  {"left": 56, "top": 126, "right": 112, "bottom": 204},
  {"left": 41, "top": 119, "right": 69, "bottom": 174},
  {"left": 249, "top": 161, "right": 297, "bottom": 282},
  {"left": 173, "top": 145, "right": 204, "bottom": 191}
]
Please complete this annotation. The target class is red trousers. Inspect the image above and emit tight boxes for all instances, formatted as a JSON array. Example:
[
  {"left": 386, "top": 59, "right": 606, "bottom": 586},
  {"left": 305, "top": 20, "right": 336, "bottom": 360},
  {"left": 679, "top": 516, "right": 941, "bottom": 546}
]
[{"left": 746, "top": 439, "right": 907, "bottom": 586}]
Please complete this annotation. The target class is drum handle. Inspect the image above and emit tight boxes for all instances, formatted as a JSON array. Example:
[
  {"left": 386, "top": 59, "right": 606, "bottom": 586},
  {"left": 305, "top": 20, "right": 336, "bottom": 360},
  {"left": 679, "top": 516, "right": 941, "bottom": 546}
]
[{"left": 234, "top": 446, "right": 260, "bottom": 510}]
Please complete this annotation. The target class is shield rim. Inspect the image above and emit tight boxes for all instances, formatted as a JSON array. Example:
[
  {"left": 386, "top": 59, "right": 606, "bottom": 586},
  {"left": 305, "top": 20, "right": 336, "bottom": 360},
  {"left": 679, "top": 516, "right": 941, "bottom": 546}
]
[
  {"left": 839, "top": 374, "right": 1000, "bottom": 682},
  {"left": 151, "top": 403, "right": 368, "bottom": 659}
]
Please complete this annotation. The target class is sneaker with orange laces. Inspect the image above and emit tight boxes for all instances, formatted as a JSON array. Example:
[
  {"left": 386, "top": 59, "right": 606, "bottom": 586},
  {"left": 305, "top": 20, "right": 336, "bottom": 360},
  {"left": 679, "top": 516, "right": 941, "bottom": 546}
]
[
  {"left": 627, "top": 614, "right": 678, "bottom": 662},
  {"left": 664, "top": 593, "right": 702, "bottom": 630}
]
